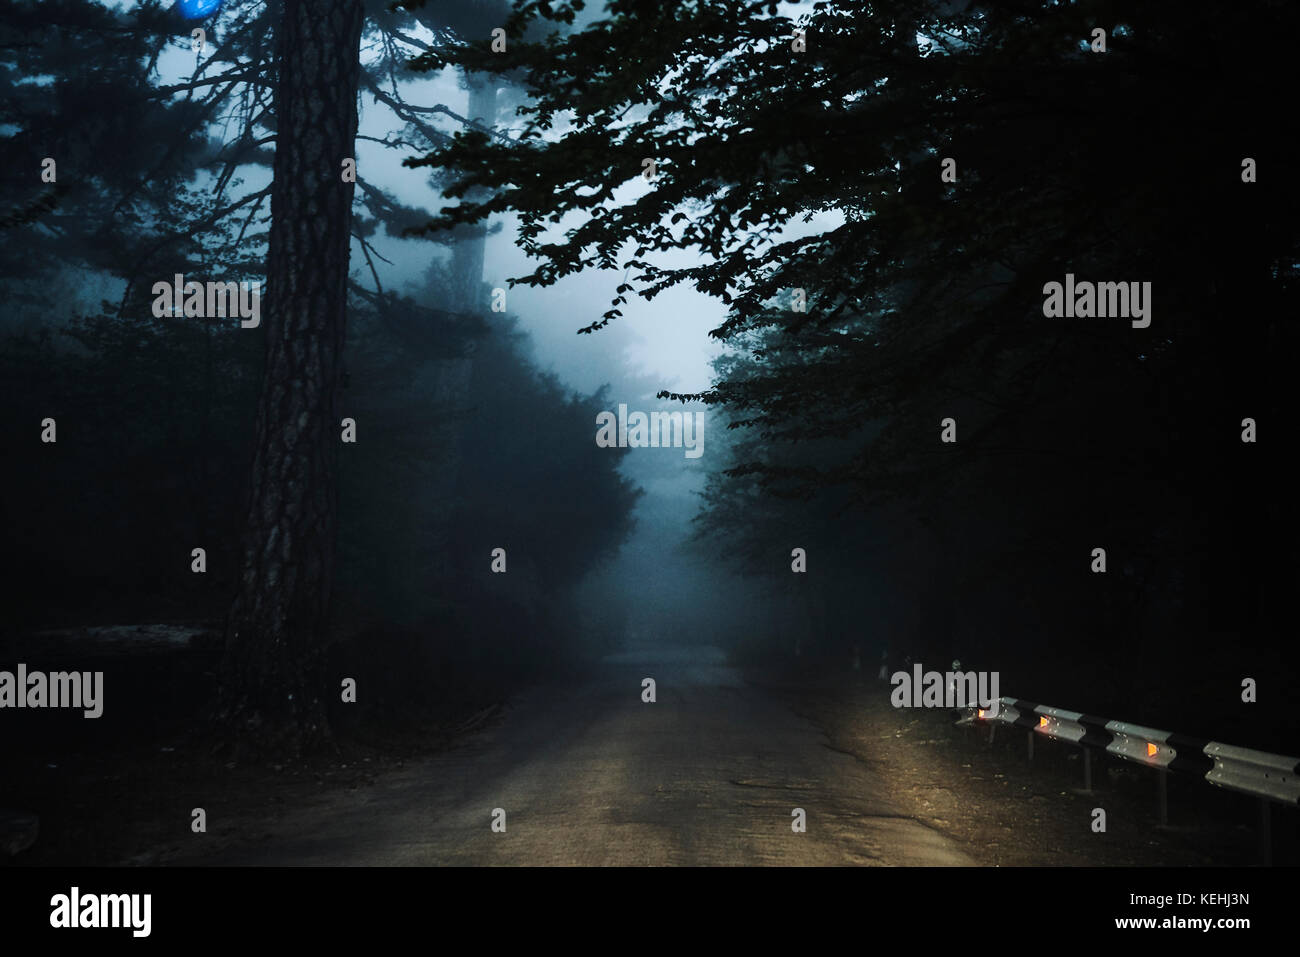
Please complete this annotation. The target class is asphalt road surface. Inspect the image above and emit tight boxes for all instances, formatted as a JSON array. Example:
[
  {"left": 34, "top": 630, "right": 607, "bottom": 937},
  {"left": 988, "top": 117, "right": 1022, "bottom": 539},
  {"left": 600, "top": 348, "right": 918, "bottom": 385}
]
[{"left": 192, "top": 645, "right": 976, "bottom": 865}]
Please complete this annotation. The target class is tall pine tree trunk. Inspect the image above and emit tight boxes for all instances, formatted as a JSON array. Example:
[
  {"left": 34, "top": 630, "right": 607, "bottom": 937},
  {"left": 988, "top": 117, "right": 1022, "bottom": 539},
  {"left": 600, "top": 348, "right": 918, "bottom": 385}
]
[
  {"left": 448, "top": 73, "right": 498, "bottom": 314},
  {"left": 218, "top": 0, "right": 365, "bottom": 755},
  {"left": 428, "top": 73, "right": 497, "bottom": 573}
]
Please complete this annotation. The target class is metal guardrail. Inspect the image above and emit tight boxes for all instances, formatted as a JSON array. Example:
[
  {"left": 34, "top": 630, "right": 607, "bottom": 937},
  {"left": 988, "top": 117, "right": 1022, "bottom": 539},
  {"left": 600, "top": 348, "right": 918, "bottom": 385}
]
[
  {"left": 1204, "top": 741, "right": 1300, "bottom": 805},
  {"left": 962, "top": 695, "right": 1299, "bottom": 862}
]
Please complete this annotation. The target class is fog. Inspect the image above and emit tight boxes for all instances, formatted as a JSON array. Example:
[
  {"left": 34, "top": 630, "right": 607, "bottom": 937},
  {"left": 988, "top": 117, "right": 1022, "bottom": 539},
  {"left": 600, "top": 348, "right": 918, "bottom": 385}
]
[{"left": 2, "top": 2, "right": 1297, "bottom": 877}]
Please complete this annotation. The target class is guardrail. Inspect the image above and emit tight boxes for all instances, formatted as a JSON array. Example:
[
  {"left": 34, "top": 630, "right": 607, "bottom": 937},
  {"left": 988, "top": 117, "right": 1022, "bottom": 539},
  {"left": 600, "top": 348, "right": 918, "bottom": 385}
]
[{"left": 961, "top": 696, "right": 1299, "bottom": 863}]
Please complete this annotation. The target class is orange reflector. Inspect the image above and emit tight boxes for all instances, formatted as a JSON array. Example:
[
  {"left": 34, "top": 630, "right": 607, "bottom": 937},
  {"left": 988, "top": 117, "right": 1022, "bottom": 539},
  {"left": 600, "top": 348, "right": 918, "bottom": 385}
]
[
  {"left": 1146, "top": 742, "right": 1158, "bottom": 757},
  {"left": 1039, "top": 716, "right": 1049, "bottom": 728},
  {"left": 977, "top": 709, "right": 985, "bottom": 719}
]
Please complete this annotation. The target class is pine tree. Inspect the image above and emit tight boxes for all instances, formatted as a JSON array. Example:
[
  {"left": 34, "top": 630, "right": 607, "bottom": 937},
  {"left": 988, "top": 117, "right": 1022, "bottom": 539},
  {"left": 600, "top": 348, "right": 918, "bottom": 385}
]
[{"left": 217, "top": 0, "right": 366, "bottom": 753}]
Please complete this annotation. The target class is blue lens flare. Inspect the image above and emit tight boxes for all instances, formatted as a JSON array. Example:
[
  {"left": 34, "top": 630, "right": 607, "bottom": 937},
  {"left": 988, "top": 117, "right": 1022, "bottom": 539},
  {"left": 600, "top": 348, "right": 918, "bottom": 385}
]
[{"left": 177, "top": 0, "right": 223, "bottom": 19}]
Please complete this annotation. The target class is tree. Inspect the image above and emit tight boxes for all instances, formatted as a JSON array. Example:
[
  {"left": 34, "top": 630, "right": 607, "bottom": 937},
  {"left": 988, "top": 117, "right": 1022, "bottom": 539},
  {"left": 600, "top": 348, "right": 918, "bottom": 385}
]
[
  {"left": 411, "top": 0, "right": 1299, "bottom": 685},
  {"left": 1, "top": 0, "right": 602, "bottom": 752},
  {"left": 216, "top": 0, "right": 366, "bottom": 753},
  {"left": 0, "top": 0, "right": 235, "bottom": 294}
]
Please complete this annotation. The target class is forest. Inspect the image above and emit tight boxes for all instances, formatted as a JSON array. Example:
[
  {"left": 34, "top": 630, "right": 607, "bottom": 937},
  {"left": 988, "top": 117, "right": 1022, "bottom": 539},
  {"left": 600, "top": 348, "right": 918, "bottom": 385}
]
[{"left": 0, "top": 0, "right": 1297, "bottom": 872}]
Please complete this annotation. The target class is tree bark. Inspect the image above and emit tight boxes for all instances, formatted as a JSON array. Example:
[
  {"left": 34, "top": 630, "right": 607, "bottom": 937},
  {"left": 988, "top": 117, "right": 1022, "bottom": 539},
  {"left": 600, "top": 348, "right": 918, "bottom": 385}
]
[{"left": 218, "top": 0, "right": 365, "bottom": 755}]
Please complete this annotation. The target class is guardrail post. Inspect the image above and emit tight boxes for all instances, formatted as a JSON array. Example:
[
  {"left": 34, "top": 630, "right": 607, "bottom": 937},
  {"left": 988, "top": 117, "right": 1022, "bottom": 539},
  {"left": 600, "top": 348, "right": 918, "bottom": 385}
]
[
  {"left": 1259, "top": 799, "right": 1271, "bottom": 866},
  {"left": 1157, "top": 769, "right": 1168, "bottom": 826}
]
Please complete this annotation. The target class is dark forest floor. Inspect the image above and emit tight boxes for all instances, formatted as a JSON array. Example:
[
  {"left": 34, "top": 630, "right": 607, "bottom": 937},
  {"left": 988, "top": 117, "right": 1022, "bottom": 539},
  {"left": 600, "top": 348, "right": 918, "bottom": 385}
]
[{"left": 0, "top": 623, "right": 511, "bottom": 866}]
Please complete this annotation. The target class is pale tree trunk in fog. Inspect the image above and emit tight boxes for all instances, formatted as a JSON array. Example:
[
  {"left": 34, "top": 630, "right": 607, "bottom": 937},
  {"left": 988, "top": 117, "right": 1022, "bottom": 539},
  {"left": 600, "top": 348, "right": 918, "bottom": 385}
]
[
  {"left": 448, "top": 73, "right": 499, "bottom": 315},
  {"left": 427, "top": 71, "right": 498, "bottom": 554},
  {"left": 219, "top": 0, "right": 365, "bottom": 755}
]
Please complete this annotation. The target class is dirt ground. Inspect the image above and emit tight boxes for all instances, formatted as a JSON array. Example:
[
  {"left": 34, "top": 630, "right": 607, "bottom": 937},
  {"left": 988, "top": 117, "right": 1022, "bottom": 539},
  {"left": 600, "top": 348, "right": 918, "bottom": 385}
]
[
  {"left": 757, "top": 671, "right": 1285, "bottom": 866},
  {"left": 4, "top": 645, "right": 1289, "bottom": 867},
  {"left": 4, "top": 703, "right": 505, "bottom": 867}
]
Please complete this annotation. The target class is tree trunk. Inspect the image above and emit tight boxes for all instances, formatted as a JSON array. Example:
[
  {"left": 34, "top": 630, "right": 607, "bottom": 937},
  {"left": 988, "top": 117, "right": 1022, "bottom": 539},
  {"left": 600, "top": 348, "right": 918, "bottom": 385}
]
[
  {"left": 448, "top": 73, "right": 498, "bottom": 314},
  {"left": 218, "top": 0, "right": 365, "bottom": 755},
  {"left": 428, "top": 72, "right": 497, "bottom": 566}
]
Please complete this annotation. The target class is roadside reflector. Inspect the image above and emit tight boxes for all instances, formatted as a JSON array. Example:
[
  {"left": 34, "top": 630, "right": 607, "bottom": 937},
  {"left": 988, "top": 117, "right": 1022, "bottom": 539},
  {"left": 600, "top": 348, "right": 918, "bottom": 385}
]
[
  {"left": 1146, "top": 742, "right": 1158, "bottom": 757},
  {"left": 977, "top": 709, "right": 985, "bottom": 718},
  {"left": 1039, "top": 716, "right": 1049, "bottom": 728}
]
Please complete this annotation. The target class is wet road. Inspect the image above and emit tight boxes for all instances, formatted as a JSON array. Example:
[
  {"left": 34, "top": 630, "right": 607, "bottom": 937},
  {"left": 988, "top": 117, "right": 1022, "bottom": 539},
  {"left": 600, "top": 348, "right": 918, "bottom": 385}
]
[{"left": 193, "top": 645, "right": 976, "bottom": 865}]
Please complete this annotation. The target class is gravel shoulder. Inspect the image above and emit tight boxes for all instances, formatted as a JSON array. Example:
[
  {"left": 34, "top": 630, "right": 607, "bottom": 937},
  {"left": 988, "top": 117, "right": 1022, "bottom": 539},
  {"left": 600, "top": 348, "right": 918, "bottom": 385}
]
[{"left": 755, "top": 672, "right": 1264, "bottom": 866}]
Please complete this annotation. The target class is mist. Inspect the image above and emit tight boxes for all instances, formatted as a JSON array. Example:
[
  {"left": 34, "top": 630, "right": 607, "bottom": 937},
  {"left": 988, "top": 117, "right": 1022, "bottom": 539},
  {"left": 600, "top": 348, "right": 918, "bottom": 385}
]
[{"left": 1, "top": 0, "right": 1296, "bottom": 886}]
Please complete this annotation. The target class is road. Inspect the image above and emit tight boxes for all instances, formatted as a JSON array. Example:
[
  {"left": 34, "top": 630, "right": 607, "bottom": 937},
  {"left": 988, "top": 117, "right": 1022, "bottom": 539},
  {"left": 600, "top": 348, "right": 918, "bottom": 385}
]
[{"left": 192, "top": 644, "right": 976, "bottom": 865}]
